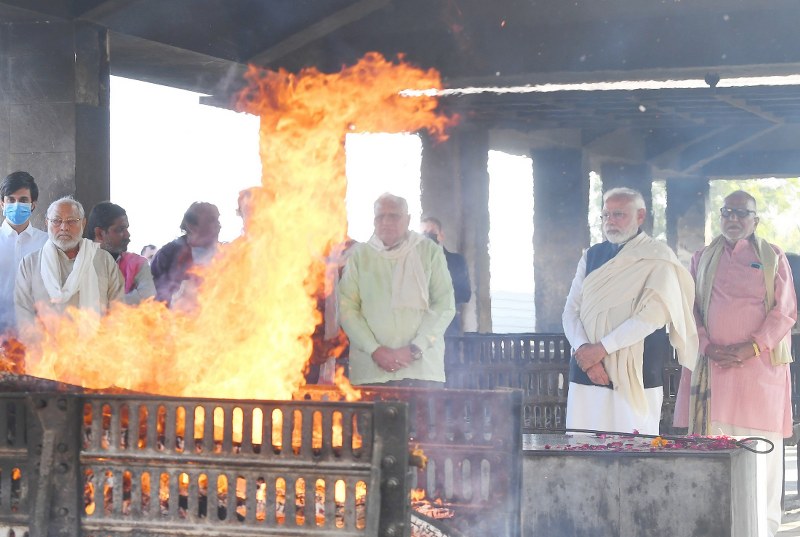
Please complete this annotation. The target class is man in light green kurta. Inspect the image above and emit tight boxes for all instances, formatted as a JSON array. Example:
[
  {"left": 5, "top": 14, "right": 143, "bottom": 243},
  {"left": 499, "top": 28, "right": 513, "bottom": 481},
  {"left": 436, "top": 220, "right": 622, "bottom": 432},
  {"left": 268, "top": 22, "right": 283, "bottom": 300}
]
[{"left": 339, "top": 193, "right": 455, "bottom": 386}]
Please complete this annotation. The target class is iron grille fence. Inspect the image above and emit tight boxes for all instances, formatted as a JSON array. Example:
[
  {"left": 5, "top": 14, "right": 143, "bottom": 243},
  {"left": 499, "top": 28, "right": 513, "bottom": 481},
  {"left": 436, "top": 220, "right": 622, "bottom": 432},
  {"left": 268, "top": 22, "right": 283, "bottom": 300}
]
[
  {"left": 297, "top": 386, "right": 522, "bottom": 537},
  {"left": 444, "top": 330, "right": 701, "bottom": 435},
  {"left": 0, "top": 394, "right": 410, "bottom": 537}
]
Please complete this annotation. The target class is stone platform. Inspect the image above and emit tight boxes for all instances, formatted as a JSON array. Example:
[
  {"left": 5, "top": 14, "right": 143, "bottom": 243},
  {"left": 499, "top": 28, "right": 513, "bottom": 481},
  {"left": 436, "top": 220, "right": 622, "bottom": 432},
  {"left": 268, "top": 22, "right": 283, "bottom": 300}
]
[{"left": 521, "top": 434, "right": 758, "bottom": 537}]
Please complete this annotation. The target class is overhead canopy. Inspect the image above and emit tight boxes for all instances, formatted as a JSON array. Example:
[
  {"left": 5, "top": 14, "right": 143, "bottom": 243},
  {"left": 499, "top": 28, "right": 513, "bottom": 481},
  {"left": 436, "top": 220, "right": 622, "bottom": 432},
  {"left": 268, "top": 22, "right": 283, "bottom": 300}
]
[{"left": 3, "top": 0, "right": 800, "bottom": 177}]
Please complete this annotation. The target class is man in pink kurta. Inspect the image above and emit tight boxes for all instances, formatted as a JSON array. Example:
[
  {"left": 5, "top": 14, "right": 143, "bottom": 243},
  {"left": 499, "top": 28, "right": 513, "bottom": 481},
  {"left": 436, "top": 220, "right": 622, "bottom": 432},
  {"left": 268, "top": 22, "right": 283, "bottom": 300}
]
[{"left": 674, "top": 190, "right": 797, "bottom": 536}]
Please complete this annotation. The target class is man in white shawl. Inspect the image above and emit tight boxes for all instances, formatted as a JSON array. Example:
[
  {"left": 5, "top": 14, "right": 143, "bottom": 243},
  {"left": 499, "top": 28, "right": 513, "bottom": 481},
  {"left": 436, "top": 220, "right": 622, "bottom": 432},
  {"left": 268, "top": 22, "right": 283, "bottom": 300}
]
[
  {"left": 15, "top": 196, "right": 124, "bottom": 338},
  {"left": 339, "top": 193, "right": 455, "bottom": 386},
  {"left": 562, "top": 187, "right": 698, "bottom": 434}
]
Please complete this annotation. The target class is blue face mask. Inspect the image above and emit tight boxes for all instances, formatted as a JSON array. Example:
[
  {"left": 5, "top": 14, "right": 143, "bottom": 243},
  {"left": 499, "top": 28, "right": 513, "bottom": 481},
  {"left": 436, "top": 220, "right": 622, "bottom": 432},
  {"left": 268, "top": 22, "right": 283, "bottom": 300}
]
[{"left": 3, "top": 202, "right": 33, "bottom": 226}]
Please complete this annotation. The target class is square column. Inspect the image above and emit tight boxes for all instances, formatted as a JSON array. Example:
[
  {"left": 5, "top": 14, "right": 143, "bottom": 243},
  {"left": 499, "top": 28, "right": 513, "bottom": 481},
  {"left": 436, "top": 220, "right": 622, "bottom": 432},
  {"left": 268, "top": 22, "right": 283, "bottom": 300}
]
[
  {"left": 421, "top": 128, "right": 491, "bottom": 333},
  {"left": 666, "top": 177, "right": 709, "bottom": 267},
  {"left": 1, "top": 21, "right": 110, "bottom": 225},
  {"left": 532, "top": 148, "right": 588, "bottom": 332}
]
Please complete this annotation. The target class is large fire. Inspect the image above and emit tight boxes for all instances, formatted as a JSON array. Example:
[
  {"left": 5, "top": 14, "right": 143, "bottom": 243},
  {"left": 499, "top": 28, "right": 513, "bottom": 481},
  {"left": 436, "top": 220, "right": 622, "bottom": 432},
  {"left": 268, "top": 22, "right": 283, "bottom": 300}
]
[{"left": 8, "top": 52, "right": 454, "bottom": 399}]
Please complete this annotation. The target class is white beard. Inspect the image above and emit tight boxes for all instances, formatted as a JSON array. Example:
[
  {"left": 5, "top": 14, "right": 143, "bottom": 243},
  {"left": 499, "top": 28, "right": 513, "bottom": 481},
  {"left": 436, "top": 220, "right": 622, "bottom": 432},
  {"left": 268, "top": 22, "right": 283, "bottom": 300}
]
[
  {"left": 51, "top": 235, "right": 81, "bottom": 251},
  {"left": 605, "top": 222, "right": 639, "bottom": 244}
]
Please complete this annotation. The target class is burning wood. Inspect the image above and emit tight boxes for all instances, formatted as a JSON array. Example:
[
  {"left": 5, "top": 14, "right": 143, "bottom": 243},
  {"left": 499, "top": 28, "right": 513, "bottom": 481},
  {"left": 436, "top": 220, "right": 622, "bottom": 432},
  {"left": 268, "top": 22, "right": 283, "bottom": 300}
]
[
  {"left": 411, "top": 489, "right": 455, "bottom": 520},
  {"left": 411, "top": 512, "right": 467, "bottom": 537}
]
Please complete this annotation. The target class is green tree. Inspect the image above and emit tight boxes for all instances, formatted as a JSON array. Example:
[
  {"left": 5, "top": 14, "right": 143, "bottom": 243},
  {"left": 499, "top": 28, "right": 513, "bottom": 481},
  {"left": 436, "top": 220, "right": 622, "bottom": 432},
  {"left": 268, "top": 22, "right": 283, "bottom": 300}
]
[
  {"left": 651, "top": 180, "right": 667, "bottom": 242},
  {"left": 709, "top": 178, "right": 800, "bottom": 253}
]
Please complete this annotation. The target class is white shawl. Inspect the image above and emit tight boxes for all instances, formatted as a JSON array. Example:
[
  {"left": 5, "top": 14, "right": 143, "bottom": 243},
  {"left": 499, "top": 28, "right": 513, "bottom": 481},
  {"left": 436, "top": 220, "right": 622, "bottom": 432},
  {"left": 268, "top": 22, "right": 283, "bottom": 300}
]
[
  {"left": 40, "top": 238, "right": 102, "bottom": 314},
  {"left": 581, "top": 233, "right": 698, "bottom": 416},
  {"left": 367, "top": 231, "right": 429, "bottom": 310}
]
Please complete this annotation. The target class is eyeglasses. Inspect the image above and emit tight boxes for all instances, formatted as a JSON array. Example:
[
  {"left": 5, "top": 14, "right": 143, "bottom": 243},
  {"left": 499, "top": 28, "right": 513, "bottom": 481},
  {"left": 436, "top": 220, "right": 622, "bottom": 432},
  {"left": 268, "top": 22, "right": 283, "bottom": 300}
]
[
  {"left": 600, "top": 211, "right": 628, "bottom": 221},
  {"left": 719, "top": 207, "right": 756, "bottom": 219},
  {"left": 47, "top": 217, "right": 82, "bottom": 227},
  {"left": 374, "top": 213, "right": 405, "bottom": 224}
]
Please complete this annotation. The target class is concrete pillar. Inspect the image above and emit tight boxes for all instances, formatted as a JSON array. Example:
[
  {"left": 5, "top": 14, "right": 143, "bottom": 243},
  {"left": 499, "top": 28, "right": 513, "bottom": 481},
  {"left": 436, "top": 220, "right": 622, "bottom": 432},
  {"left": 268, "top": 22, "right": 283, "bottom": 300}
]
[
  {"left": 420, "top": 132, "right": 463, "bottom": 251},
  {"left": 456, "top": 128, "right": 491, "bottom": 333},
  {"left": 421, "top": 132, "right": 478, "bottom": 333},
  {"left": 666, "top": 177, "right": 709, "bottom": 267},
  {"left": 0, "top": 21, "right": 110, "bottom": 226},
  {"left": 600, "top": 162, "right": 653, "bottom": 234},
  {"left": 532, "top": 148, "right": 588, "bottom": 333}
]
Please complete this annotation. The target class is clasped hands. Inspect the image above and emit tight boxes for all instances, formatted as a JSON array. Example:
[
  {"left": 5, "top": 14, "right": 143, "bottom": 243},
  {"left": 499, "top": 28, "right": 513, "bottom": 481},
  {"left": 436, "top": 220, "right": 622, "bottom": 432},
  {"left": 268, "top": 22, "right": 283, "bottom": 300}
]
[
  {"left": 706, "top": 342, "right": 756, "bottom": 369},
  {"left": 575, "top": 342, "right": 610, "bottom": 386},
  {"left": 372, "top": 346, "right": 415, "bottom": 373}
]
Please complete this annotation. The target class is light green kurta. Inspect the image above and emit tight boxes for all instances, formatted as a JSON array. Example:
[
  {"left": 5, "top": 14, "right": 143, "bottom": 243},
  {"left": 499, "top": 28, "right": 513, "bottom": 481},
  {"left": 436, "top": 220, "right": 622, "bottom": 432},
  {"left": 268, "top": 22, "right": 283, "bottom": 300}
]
[{"left": 338, "top": 234, "right": 455, "bottom": 385}]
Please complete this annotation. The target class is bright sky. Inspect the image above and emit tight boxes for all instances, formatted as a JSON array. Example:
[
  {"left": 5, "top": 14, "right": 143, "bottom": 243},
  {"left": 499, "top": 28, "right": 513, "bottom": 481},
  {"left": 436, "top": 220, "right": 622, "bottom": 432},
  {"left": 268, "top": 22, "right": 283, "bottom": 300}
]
[
  {"left": 110, "top": 77, "right": 426, "bottom": 252},
  {"left": 487, "top": 150, "right": 535, "bottom": 293},
  {"left": 110, "top": 76, "right": 261, "bottom": 254},
  {"left": 344, "top": 133, "right": 422, "bottom": 242}
]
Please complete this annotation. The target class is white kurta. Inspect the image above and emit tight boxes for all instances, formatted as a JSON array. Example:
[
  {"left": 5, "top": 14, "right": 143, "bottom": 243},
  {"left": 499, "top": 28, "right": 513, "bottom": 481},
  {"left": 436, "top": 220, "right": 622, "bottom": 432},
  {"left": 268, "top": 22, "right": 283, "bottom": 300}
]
[{"left": 0, "top": 220, "right": 47, "bottom": 333}]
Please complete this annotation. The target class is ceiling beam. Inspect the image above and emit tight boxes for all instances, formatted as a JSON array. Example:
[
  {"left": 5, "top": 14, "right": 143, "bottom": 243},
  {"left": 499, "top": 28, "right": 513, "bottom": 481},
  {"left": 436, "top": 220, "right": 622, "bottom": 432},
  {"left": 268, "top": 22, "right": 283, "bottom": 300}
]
[
  {"left": 648, "top": 127, "right": 729, "bottom": 172},
  {"left": 447, "top": 62, "right": 800, "bottom": 90},
  {"left": 0, "top": 0, "right": 70, "bottom": 20},
  {"left": 702, "top": 150, "right": 800, "bottom": 177},
  {"left": 680, "top": 124, "right": 781, "bottom": 175},
  {"left": 75, "top": 0, "right": 142, "bottom": 20},
  {"left": 712, "top": 94, "right": 784, "bottom": 125},
  {"left": 247, "top": 0, "right": 390, "bottom": 66}
]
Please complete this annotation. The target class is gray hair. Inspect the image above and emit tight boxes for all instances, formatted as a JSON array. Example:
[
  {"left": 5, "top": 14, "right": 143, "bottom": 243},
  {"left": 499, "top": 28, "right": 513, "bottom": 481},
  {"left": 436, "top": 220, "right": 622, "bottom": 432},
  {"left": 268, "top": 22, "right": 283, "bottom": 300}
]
[
  {"left": 603, "top": 187, "right": 646, "bottom": 211},
  {"left": 374, "top": 192, "right": 409, "bottom": 215},
  {"left": 724, "top": 190, "right": 757, "bottom": 211},
  {"left": 47, "top": 196, "right": 85, "bottom": 219}
]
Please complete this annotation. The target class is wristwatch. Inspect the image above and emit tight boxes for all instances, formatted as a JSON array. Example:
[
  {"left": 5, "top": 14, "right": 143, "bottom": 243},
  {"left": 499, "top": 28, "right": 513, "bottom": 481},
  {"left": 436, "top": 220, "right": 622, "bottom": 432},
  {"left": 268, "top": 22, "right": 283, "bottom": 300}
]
[{"left": 409, "top": 344, "right": 423, "bottom": 361}]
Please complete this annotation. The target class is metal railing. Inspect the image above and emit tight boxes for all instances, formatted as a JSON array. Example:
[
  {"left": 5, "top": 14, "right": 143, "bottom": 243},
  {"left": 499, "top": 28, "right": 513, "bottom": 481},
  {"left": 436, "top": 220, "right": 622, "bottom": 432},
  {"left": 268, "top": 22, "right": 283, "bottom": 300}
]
[{"left": 445, "top": 332, "right": 800, "bottom": 436}]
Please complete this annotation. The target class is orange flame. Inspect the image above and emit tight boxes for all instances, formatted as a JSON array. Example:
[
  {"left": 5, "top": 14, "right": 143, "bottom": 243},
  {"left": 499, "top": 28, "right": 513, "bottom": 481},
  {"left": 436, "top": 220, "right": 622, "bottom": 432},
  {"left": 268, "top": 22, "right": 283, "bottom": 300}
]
[
  {"left": 19, "top": 52, "right": 455, "bottom": 399},
  {"left": 410, "top": 488, "right": 426, "bottom": 502},
  {"left": 0, "top": 337, "right": 26, "bottom": 375}
]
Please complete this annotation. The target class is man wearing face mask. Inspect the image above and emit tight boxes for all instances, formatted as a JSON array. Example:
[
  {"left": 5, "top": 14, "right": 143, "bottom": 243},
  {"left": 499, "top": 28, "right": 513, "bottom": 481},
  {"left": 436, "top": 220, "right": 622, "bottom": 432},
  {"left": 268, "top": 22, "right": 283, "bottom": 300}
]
[
  {"left": 421, "top": 216, "right": 471, "bottom": 335},
  {"left": 0, "top": 172, "right": 48, "bottom": 335},
  {"left": 562, "top": 187, "right": 698, "bottom": 435}
]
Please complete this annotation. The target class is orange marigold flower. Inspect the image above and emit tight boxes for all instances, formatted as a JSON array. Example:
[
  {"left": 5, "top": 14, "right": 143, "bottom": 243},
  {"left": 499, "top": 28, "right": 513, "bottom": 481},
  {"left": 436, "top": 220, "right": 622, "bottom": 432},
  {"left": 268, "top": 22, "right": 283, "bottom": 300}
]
[{"left": 651, "top": 436, "right": 669, "bottom": 448}]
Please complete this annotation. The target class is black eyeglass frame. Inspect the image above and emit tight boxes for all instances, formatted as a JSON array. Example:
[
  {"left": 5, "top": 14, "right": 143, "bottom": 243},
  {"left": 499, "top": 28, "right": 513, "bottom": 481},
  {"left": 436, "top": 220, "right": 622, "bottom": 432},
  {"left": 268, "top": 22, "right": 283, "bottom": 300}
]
[{"left": 719, "top": 207, "right": 757, "bottom": 219}]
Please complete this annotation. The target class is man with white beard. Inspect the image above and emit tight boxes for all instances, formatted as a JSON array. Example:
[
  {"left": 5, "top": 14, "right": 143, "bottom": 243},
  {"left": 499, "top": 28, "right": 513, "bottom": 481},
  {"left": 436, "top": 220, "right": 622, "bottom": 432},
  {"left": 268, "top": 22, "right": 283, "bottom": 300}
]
[
  {"left": 561, "top": 187, "right": 698, "bottom": 434},
  {"left": 15, "top": 197, "right": 124, "bottom": 334}
]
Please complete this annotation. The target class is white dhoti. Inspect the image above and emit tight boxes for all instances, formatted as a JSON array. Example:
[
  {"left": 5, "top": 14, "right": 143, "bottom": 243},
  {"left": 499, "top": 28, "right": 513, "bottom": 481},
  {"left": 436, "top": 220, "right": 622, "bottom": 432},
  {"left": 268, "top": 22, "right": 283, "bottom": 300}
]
[
  {"left": 712, "top": 422, "right": 783, "bottom": 537},
  {"left": 566, "top": 382, "right": 664, "bottom": 435}
]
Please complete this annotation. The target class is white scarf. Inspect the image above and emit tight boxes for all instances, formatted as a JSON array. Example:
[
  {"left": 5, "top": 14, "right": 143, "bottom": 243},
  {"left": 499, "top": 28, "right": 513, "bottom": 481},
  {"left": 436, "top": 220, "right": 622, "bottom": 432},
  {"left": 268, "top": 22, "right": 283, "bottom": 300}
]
[
  {"left": 367, "top": 231, "right": 429, "bottom": 310},
  {"left": 40, "top": 238, "right": 102, "bottom": 314}
]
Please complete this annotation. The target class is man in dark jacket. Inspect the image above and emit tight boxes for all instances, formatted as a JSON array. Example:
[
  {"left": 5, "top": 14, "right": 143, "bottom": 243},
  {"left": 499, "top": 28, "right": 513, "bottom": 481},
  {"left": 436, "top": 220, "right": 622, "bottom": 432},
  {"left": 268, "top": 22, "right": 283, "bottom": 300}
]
[
  {"left": 421, "top": 216, "right": 471, "bottom": 335},
  {"left": 151, "top": 202, "right": 220, "bottom": 306}
]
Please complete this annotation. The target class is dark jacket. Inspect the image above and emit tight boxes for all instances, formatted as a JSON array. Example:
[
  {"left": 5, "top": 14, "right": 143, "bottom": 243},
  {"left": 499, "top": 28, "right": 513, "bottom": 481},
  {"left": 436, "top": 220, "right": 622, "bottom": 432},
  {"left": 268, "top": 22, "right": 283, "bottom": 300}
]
[
  {"left": 150, "top": 236, "right": 193, "bottom": 305},
  {"left": 444, "top": 247, "right": 471, "bottom": 305},
  {"left": 444, "top": 247, "right": 471, "bottom": 336}
]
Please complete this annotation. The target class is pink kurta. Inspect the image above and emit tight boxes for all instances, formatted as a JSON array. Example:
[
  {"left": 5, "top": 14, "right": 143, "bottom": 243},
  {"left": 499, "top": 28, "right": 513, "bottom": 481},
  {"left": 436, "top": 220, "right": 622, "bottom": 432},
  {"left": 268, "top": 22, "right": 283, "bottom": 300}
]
[{"left": 674, "top": 238, "right": 796, "bottom": 436}]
